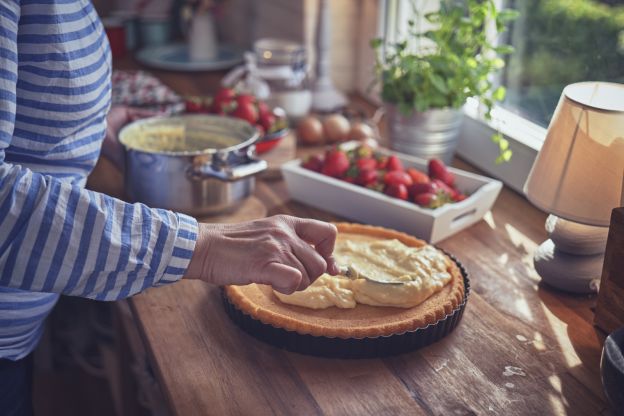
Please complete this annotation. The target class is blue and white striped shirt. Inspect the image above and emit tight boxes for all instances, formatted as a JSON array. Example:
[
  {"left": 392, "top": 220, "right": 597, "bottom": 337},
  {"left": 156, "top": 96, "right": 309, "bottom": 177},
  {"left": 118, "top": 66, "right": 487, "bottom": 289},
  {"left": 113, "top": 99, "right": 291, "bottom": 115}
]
[{"left": 0, "top": 0, "right": 198, "bottom": 360}]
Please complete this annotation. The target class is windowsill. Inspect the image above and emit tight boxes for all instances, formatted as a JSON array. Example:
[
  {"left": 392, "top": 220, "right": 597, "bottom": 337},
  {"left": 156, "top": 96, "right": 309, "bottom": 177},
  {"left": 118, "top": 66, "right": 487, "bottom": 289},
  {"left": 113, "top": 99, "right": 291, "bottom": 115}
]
[{"left": 456, "top": 98, "right": 546, "bottom": 194}]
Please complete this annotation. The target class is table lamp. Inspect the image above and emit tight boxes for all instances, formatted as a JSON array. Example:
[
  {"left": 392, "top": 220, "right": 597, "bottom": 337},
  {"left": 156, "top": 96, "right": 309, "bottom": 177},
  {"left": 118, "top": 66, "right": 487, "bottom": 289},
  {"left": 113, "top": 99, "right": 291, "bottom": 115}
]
[{"left": 524, "top": 81, "right": 624, "bottom": 294}]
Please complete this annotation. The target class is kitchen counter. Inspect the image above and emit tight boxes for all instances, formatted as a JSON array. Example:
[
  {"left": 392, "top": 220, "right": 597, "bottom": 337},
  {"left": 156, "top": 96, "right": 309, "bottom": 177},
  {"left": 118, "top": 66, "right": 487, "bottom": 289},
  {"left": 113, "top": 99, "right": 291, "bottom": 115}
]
[{"left": 88, "top": 61, "right": 609, "bottom": 416}]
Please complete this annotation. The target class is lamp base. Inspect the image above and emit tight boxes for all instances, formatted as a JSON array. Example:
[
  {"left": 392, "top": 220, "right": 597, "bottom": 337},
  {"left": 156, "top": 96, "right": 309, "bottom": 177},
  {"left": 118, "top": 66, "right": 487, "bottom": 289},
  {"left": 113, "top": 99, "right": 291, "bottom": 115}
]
[{"left": 533, "top": 215, "right": 608, "bottom": 294}]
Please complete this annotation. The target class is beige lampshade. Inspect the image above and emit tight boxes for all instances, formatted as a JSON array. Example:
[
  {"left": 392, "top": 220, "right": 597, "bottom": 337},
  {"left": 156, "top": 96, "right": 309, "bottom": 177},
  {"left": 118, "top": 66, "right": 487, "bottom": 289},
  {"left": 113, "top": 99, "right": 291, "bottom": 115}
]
[{"left": 524, "top": 82, "right": 624, "bottom": 227}]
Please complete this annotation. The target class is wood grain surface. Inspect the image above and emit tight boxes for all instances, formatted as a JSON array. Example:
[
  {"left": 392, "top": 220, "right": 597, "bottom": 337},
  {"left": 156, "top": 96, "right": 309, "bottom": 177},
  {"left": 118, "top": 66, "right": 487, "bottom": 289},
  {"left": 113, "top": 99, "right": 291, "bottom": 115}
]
[
  {"left": 91, "top": 59, "right": 610, "bottom": 416},
  {"left": 259, "top": 132, "right": 297, "bottom": 180}
]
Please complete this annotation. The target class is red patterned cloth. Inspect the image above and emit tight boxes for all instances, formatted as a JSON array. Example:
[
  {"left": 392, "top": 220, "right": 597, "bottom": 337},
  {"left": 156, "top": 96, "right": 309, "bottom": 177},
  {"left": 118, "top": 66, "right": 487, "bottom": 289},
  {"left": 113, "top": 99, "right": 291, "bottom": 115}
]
[{"left": 111, "top": 70, "right": 185, "bottom": 114}]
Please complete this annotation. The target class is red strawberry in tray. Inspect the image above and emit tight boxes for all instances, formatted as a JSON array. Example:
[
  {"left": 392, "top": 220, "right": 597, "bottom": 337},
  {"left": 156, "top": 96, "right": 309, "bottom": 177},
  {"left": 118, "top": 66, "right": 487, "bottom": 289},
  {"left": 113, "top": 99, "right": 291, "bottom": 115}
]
[
  {"left": 302, "top": 155, "right": 323, "bottom": 172},
  {"left": 321, "top": 149, "right": 350, "bottom": 178},
  {"left": 408, "top": 181, "right": 439, "bottom": 198},
  {"left": 384, "top": 183, "right": 408, "bottom": 200},
  {"left": 432, "top": 178, "right": 457, "bottom": 197},
  {"left": 356, "top": 157, "right": 377, "bottom": 172},
  {"left": 406, "top": 167, "right": 430, "bottom": 185},
  {"left": 428, "top": 158, "right": 455, "bottom": 186},
  {"left": 384, "top": 170, "right": 413, "bottom": 187},
  {"left": 414, "top": 192, "right": 439, "bottom": 208},
  {"left": 386, "top": 155, "right": 404, "bottom": 172},
  {"left": 356, "top": 169, "right": 378, "bottom": 186}
]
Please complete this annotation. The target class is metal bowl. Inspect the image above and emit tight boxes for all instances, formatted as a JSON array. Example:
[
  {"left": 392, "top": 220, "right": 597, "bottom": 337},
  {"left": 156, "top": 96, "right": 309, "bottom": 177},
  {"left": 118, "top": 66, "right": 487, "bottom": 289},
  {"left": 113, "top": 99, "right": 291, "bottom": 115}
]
[{"left": 119, "top": 114, "right": 267, "bottom": 216}]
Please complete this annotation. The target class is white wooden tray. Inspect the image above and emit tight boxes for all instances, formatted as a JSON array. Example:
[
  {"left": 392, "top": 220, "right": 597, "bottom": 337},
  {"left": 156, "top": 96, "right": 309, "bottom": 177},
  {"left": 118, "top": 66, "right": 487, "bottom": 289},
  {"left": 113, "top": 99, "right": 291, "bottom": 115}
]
[{"left": 281, "top": 146, "right": 502, "bottom": 243}]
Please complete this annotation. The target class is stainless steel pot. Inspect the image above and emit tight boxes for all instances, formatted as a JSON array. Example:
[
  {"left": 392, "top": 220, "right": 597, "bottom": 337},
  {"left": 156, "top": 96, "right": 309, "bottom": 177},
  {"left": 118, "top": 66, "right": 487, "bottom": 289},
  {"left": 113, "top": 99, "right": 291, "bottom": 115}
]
[
  {"left": 385, "top": 105, "right": 463, "bottom": 164},
  {"left": 119, "top": 114, "right": 267, "bottom": 216}
]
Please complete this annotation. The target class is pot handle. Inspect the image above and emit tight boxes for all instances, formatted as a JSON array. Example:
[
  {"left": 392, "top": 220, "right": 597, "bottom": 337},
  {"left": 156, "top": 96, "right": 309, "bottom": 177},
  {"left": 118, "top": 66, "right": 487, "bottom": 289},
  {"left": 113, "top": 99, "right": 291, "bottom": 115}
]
[{"left": 187, "top": 157, "right": 267, "bottom": 182}]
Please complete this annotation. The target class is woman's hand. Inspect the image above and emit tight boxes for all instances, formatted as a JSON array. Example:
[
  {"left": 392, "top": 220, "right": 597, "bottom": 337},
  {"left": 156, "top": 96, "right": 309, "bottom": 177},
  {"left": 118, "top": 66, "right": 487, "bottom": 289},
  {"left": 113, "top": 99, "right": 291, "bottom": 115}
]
[
  {"left": 185, "top": 215, "right": 339, "bottom": 294},
  {"left": 102, "top": 106, "right": 158, "bottom": 172}
]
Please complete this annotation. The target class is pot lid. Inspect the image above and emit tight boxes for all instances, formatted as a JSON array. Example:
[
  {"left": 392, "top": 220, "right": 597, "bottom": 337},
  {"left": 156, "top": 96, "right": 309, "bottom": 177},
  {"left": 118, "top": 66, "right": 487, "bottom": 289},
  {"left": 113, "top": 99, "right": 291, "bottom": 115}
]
[{"left": 119, "top": 114, "right": 260, "bottom": 156}]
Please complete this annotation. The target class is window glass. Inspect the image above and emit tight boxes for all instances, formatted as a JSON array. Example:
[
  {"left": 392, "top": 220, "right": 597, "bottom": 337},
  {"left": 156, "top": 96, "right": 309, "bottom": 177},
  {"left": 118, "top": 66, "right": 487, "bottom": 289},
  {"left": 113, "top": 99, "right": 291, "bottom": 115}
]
[
  {"left": 498, "top": 0, "right": 624, "bottom": 127},
  {"left": 384, "top": 0, "right": 624, "bottom": 128}
]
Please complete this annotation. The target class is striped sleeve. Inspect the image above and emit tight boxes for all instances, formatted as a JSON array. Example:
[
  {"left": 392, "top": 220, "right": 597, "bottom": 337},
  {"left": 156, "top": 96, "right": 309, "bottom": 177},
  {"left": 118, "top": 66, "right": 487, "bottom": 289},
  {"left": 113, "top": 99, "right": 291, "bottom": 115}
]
[{"left": 0, "top": 1, "right": 198, "bottom": 301}]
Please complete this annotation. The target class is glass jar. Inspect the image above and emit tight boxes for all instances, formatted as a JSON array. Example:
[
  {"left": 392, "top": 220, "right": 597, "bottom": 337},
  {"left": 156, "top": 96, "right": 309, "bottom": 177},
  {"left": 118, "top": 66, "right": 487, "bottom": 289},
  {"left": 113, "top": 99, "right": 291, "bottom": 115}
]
[{"left": 253, "top": 38, "right": 312, "bottom": 119}]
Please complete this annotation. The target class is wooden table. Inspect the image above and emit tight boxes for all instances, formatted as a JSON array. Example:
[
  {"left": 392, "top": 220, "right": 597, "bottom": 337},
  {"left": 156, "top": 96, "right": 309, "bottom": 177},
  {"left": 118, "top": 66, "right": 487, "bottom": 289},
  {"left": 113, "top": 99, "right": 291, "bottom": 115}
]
[{"left": 91, "top": 62, "right": 610, "bottom": 416}]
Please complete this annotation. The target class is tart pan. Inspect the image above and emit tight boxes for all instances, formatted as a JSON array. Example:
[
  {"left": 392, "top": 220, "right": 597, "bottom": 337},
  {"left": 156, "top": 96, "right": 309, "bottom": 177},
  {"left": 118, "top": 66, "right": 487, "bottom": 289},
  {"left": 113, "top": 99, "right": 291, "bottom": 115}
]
[{"left": 222, "top": 254, "right": 470, "bottom": 359}]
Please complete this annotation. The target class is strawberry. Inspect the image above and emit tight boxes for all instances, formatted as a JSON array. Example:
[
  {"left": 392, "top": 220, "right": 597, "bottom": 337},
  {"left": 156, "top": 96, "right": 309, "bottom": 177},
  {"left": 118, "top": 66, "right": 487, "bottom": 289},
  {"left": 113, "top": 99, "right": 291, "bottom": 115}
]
[
  {"left": 386, "top": 155, "right": 404, "bottom": 171},
  {"left": 185, "top": 99, "right": 203, "bottom": 113},
  {"left": 356, "top": 157, "right": 377, "bottom": 171},
  {"left": 384, "top": 170, "right": 413, "bottom": 187},
  {"left": 212, "top": 88, "right": 236, "bottom": 113},
  {"left": 301, "top": 155, "right": 323, "bottom": 172},
  {"left": 257, "top": 101, "right": 271, "bottom": 118},
  {"left": 259, "top": 112, "right": 276, "bottom": 132},
  {"left": 384, "top": 183, "right": 408, "bottom": 200},
  {"left": 432, "top": 179, "right": 462, "bottom": 200},
  {"left": 232, "top": 102, "right": 259, "bottom": 124},
  {"left": 214, "top": 87, "right": 236, "bottom": 102},
  {"left": 376, "top": 155, "right": 389, "bottom": 170},
  {"left": 406, "top": 167, "right": 430, "bottom": 184},
  {"left": 321, "top": 149, "right": 350, "bottom": 178},
  {"left": 452, "top": 193, "right": 467, "bottom": 202},
  {"left": 408, "top": 181, "right": 439, "bottom": 198},
  {"left": 414, "top": 192, "right": 439, "bottom": 208},
  {"left": 428, "top": 158, "right": 455, "bottom": 186},
  {"left": 236, "top": 94, "right": 256, "bottom": 106},
  {"left": 356, "top": 169, "right": 378, "bottom": 186}
]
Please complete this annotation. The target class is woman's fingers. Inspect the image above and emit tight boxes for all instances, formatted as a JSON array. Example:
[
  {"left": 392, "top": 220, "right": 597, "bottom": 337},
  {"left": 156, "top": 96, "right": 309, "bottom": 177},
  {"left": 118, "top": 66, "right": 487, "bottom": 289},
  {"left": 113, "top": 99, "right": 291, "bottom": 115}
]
[
  {"left": 262, "top": 262, "right": 303, "bottom": 294},
  {"left": 292, "top": 219, "right": 339, "bottom": 275},
  {"left": 291, "top": 242, "right": 327, "bottom": 285}
]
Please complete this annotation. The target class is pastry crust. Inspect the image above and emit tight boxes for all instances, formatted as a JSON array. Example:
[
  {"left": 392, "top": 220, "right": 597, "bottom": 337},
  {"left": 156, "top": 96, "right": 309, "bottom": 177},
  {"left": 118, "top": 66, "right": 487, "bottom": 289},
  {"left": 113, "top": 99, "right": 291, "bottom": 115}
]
[{"left": 225, "top": 223, "right": 465, "bottom": 339}]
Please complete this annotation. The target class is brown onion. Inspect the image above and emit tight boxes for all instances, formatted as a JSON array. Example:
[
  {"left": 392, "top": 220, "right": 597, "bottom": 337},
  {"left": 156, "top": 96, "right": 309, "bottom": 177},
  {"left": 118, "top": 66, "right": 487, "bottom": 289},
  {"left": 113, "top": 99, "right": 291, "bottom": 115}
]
[
  {"left": 323, "top": 114, "right": 351, "bottom": 143},
  {"left": 296, "top": 116, "right": 324, "bottom": 145}
]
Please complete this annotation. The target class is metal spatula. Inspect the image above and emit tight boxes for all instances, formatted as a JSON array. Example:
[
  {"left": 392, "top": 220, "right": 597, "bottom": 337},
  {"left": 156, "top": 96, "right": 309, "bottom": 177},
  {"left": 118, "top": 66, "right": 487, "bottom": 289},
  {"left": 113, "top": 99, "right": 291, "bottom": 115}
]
[{"left": 339, "top": 265, "right": 403, "bottom": 285}]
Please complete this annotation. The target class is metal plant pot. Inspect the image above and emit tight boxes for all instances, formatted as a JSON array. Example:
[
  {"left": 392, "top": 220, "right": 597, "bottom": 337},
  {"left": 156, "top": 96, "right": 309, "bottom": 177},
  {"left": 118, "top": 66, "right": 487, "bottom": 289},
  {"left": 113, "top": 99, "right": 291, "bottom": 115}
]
[{"left": 385, "top": 105, "right": 464, "bottom": 164}]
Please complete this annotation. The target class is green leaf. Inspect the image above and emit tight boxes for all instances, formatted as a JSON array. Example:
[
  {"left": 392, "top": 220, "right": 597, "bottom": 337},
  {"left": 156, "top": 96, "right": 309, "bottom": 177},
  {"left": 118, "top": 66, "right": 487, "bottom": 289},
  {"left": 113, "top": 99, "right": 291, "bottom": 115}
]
[
  {"left": 494, "top": 45, "right": 515, "bottom": 55},
  {"left": 492, "top": 86, "right": 506, "bottom": 101},
  {"left": 424, "top": 12, "right": 440, "bottom": 23},
  {"left": 428, "top": 73, "right": 449, "bottom": 94},
  {"left": 492, "top": 58, "right": 505, "bottom": 69},
  {"left": 495, "top": 149, "right": 513, "bottom": 164},
  {"left": 498, "top": 9, "right": 520, "bottom": 22},
  {"left": 370, "top": 38, "right": 383, "bottom": 49},
  {"left": 499, "top": 138, "right": 509, "bottom": 151}
]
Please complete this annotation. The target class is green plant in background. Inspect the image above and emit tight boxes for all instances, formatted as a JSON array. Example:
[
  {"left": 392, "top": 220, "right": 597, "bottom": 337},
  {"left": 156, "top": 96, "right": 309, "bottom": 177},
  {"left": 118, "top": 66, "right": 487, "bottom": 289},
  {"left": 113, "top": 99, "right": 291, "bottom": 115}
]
[
  {"left": 372, "top": 0, "right": 519, "bottom": 163},
  {"left": 503, "top": 0, "right": 624, "bottom": 127}
]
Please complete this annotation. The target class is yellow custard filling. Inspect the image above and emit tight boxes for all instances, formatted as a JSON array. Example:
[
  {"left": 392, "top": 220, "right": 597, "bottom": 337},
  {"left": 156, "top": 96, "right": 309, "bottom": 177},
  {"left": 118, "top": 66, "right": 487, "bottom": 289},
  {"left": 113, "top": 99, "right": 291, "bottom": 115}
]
[{"left": 273, "top": 236, "right": 452, "bottom": 309}]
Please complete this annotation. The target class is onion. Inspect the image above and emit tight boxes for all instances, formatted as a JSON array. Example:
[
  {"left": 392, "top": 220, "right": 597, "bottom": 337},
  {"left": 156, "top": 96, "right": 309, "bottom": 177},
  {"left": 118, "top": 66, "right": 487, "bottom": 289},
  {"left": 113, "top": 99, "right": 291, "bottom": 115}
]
[
  {"left": 349, "top": 122, "right": 375, "bottom": 141},
  {"left": 296, "top": 116, "right": 324, "bottom": 145},
  {"left": 323, "top": 114, "right": 351, "bottom": 143}
]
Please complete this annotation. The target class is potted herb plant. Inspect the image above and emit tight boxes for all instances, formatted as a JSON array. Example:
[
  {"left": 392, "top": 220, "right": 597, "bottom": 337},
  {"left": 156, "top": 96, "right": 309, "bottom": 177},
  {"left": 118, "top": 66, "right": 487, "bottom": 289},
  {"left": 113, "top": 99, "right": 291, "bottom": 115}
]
[{"left": 372, "top": 0, "right": 519, "bottom": 163}]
